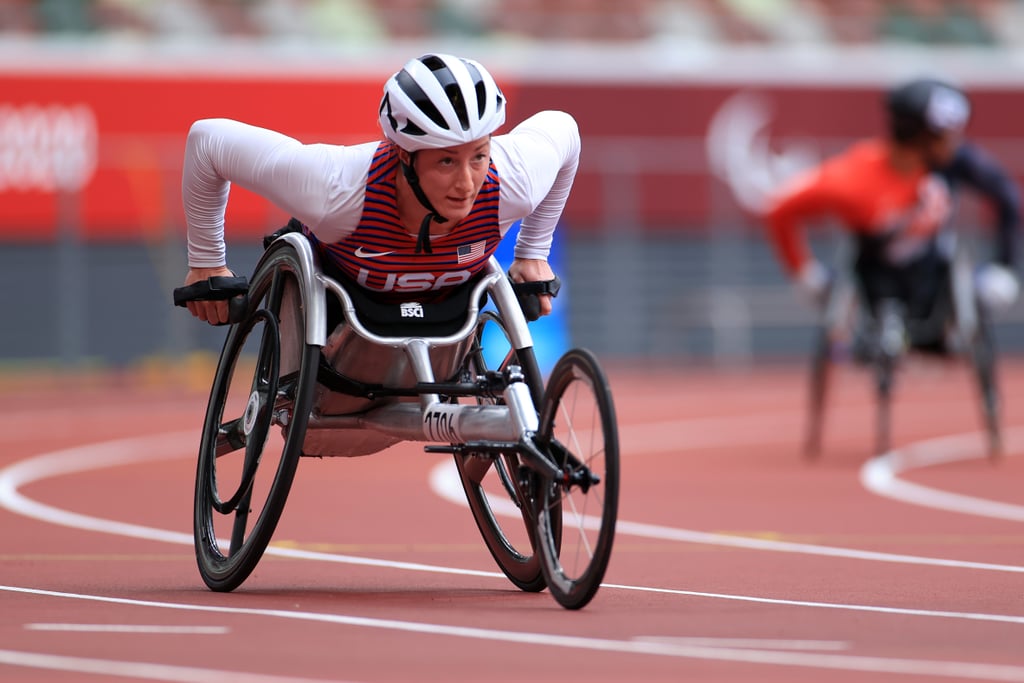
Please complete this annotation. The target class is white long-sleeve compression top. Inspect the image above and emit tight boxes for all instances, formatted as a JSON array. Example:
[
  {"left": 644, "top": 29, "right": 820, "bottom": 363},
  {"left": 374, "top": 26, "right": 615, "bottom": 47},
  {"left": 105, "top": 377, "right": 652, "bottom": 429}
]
[{"left": 182, "top": 110, "right": 580, "bottom": 269}]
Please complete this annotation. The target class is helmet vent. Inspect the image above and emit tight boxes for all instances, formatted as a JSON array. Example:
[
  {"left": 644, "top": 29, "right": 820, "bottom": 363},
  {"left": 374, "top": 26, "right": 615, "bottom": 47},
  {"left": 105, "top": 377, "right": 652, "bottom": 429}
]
[
  {"left": 464, "top": 61, "right": 488, "bottom": 119},
  {"left": 396, "top": 69, "right": 448, "bottom": 132},
  {"left": 423, "top": 55, "right": 470, "bottom": 131}
]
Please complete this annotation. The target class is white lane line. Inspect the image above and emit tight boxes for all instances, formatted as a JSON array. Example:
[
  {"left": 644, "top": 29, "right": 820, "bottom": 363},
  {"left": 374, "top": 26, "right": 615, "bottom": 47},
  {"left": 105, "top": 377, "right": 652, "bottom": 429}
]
[
  {"left": 631, "top": 637, "right": 850, "bottom": 651},
  {"left": 2, "top": 429, "right": 1023, "bottom": 591},
  {"left": 0, "top": 648, "right": 343, "bottom": 683},
  {"left": 429, "top": 461, "right": 1024, "bottom": 574},
  {"left": 861, "top": 428, "right": 1024, "bottom": 521},
  {"left": 602, "top": 583, "right": 1024, "bottom": 625},
  {"left": 5, "top": 586, "right": 1024, "bottom": 682},
  {"left": 25, "top": 624, "right": 229, "bottom": 634}
]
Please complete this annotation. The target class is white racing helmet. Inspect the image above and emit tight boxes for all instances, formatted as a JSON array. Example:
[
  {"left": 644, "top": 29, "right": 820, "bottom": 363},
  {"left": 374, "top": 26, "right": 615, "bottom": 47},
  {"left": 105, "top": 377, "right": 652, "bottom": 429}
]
[{"left": 379, "top": 53, "right": 506, "bottom": 152}]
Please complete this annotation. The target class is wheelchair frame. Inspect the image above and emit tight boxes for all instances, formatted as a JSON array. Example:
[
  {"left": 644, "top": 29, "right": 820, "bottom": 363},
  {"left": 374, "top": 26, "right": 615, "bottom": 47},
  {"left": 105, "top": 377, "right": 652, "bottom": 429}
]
[
  {"left": 804, "top": 240, "right": 1001, "bottom": 459},
  {"left": 186, "top": 232, "right": 619, "bottom": 610}
]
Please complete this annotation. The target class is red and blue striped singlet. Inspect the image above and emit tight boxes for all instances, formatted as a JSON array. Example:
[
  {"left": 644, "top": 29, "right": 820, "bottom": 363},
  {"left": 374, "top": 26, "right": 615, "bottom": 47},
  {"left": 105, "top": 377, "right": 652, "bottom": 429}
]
[{"left": 306, "top": 142, "right": 502, "bottom": 303}]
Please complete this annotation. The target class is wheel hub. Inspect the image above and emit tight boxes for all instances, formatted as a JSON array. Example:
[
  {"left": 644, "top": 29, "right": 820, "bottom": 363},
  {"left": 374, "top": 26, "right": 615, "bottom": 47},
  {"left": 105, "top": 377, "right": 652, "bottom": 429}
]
[{"left": 243, "top": 390, "right": 261, "bottom": 436}]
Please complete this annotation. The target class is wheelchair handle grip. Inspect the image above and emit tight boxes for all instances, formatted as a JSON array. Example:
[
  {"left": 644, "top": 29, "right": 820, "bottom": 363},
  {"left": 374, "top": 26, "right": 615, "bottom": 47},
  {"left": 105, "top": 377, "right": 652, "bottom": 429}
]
[
  {"left": 173, "top": 276, "right": 250, "bottom": 326},
  {"left": 510, "top": 275, "right": 561, "bottom": 322}
]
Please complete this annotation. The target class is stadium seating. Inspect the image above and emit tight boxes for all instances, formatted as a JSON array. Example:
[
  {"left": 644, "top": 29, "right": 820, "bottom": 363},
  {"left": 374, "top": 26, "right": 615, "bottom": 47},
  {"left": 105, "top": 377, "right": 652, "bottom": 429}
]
[{"left": 0, "top": 0, "right": 1016, "bottom": 48}]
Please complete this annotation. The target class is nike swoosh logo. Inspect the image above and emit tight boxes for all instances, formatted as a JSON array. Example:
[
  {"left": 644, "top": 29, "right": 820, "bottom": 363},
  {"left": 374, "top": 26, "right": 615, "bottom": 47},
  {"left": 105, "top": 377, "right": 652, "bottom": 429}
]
[{"left": 354, "top": 247, "right": 396, "bottom": 258}]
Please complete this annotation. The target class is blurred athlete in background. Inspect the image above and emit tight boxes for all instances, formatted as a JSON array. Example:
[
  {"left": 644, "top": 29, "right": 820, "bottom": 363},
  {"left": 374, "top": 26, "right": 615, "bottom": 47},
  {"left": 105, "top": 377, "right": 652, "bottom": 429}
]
[
  {"left": 891, "top": 77, "right": 1020, "bottom": 311},
  {"left": 765, "top": 76, "right": 1020, "bottom": 348},
  {"left": 179, "top": 53, "right": 578, "bottom": 325}
]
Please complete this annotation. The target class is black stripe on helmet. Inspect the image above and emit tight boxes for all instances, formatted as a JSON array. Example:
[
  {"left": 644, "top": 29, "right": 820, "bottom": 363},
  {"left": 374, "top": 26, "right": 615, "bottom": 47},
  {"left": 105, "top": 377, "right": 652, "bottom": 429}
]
[
  {"left": 422, "top": 55, "right": 470, "bottom": 131},
  {"left": 395, "top": 69, "right": 448, "bottom": 132},
  {"left": 462, "top": 61, "right": 488, "bottom": 119}
]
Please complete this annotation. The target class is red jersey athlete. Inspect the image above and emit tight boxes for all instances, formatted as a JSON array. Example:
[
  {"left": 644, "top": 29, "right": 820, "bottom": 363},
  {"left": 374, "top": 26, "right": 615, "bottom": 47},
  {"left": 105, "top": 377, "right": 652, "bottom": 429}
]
[
  {"left": 767, "top": 136, "right": 951, "bottom": 319},
  {"left": 180, "top": 53, "right": 579, "bottom": 325},
  {"left": 765, "top": 78, "right": 1016, "bottom": 347}
]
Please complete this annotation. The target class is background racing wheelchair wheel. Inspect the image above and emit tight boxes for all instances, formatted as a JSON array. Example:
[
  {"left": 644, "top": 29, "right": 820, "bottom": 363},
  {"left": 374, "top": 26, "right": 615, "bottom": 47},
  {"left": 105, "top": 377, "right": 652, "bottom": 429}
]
[
  {"left": 804, "top": 274, "right": 857, "bottom": 459},
  {"left": 532, "top": 348, "right": 619, "bottom": 610},
  {"left": 453, "top": 310, "right": 557, "bottom": 593},
  {"left": 950, "top": 249, "right": 1002, "bottom": 458},
  {"left": 194, "top": 241, "right": 320, "bottom": 592},
  {"left": 968, "top": 321, "right": 1001, "bottom": 457}
]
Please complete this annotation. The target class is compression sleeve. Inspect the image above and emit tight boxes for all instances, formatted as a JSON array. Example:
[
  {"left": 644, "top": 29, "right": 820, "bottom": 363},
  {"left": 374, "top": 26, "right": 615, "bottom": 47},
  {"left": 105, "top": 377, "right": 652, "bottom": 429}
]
[
  {"left": 182, "top": 118, "right": 371, "bottom": 268},
  {"left": 490, "top": 111, "right": 581, "bottom": 260},
  {"left": 765, "top": 166, "right": 832, "bottom": 276},
  {"left": 947, "top": 142, "right": 1021, "bottom": 268}
]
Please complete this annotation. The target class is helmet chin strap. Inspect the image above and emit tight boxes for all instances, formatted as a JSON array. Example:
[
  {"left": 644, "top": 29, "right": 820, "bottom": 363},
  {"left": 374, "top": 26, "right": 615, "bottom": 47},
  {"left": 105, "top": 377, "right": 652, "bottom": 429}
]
[{"left": 400, "top": 153, "right": 448, "bottom": 254}]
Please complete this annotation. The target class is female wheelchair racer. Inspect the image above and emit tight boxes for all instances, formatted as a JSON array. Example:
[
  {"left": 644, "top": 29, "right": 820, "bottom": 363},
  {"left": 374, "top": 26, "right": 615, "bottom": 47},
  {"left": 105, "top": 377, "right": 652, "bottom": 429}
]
[{"left": 173, "top": 54, "right": 618, "bottom": 609}]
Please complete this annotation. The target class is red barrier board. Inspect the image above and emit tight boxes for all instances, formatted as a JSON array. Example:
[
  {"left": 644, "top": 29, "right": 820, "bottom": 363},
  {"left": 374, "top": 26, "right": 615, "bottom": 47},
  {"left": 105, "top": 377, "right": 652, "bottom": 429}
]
[
  {"left": 0, "top": 71, "right": 384, "bottom": 241},
  {"left": 2, "top": 70, "right": 1021, "bottom": 240}
]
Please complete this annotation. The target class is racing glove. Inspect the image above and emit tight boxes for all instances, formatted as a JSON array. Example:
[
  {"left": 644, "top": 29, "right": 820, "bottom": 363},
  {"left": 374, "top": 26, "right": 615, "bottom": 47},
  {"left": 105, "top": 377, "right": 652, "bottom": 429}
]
[
  {"left": 794, "top": 259, "right": 831, "bottom": 306},
  {"left": 975, "top": 263, "right": 1020, "bottom": 312}
]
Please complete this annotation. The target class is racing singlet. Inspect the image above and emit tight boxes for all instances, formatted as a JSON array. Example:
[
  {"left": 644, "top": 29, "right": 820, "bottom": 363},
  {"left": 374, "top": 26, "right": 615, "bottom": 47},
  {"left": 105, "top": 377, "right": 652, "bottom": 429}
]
[
  {"left": 767, "top": 138, "right": 951, "bottom": 272},
  {"left": 306, "top": 142, "right": 502, "bottom": 303}
]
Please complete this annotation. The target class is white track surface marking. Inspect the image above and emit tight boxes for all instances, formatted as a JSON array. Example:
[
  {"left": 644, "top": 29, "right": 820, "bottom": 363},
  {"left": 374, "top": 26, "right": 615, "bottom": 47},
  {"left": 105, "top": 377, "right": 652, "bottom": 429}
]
[
  {"left": 0, "top": 647, "right": 350, "bottom": 683},
  {"left": 2, "top": 429, "right": 1022, "bottom": 576},
  {"left": 430, "top": 459, "right": 1024, "bottom": 574},
  {"left": 0, "top": 430, "right": 1022, "bottom": 622},
  {"left": 4, "top": 586, "right": 1024, "bottom": 682},
  {"left": 24, "top": 624, "right": 229, "bottom": 634},
  {"left": 861, "top": 428, "right": 1024, "bottom": 521},
  {"left": 2, "top": 421, "right": 1024, "bottom": 680}
]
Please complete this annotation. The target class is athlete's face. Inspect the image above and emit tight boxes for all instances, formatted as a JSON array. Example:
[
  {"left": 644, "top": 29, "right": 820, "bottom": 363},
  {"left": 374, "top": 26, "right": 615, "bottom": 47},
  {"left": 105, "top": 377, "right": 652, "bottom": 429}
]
[
  {"left": 920, "top": 130, "right": 961, "bottom": 168},
  {"left": 409, "top": 138, "right": 491, "bottom": 224}
]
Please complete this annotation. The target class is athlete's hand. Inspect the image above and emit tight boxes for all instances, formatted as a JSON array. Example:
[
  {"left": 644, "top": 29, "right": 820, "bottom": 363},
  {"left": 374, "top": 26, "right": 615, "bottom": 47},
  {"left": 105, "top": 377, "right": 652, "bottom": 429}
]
[
  {"left": 794, "top": 259, "right": 830, "bottom": 306},
  {"left": 183, "top": 266, "right": 235, "bottom": 325},
  {"left": 508, "top": 258, "right": 556, "bottom": 317},
  {"left": 976, "top": 263, "right": 1020, "bottom": 313}
]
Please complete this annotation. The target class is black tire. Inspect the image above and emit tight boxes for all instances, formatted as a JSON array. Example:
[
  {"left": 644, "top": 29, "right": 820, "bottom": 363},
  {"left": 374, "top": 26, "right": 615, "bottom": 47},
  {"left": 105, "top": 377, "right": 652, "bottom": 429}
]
[
  {"left": 874, "top": 358, "right": 894, "bottom": 455},
  {"left": 453, "top": 311, "right": 551, "bottom": 592},
  {"left": 533, "top": 348, "right": 619, "bottom": 610},
  {"left": 194, "top": 242, "right": 320, "bottom": 592},
  {"left": 949, "top": 250, "right": 1002, "bottom": 458},
  {"left": 871, "top": 298, "right": 907, "bottom": 456},
  {"left": 804, "top": 277, "right": 855, "bottom": 460},
  {"left": 804, "top": 328, "right": 832, "bottom": 460},
  {"left": 969, "top": 316, "right": 1001, "bottom": 458}
]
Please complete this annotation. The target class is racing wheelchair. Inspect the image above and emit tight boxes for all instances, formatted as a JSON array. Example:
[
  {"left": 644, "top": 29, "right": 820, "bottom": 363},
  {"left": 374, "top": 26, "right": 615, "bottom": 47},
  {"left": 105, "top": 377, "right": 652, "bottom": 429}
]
[
  {"left": 173, "top": 223, "right": 619, "bottom": 610},
  {"left": 803, "top": 239, "right": 1000, "bottom": 460}
]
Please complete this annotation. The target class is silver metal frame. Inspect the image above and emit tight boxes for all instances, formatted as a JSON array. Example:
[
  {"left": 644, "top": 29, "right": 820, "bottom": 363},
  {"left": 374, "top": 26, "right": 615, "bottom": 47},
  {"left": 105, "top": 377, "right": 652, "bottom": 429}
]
[{"left": 265, "top": 232, "right": 542, "bottom": 457}]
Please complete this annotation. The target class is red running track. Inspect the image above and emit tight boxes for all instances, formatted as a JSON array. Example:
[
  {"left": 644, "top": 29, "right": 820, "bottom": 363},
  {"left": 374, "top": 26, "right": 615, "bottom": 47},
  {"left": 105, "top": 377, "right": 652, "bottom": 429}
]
[{"left": 1, "top": 357, "right": 1023, "bottom": 682}]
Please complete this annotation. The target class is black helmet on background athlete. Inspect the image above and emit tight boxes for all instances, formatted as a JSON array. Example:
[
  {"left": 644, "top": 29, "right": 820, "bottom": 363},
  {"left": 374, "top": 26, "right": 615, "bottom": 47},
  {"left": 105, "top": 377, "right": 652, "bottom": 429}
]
[{"left": 886, "top": 77, "right": 971, "bottom": 144}]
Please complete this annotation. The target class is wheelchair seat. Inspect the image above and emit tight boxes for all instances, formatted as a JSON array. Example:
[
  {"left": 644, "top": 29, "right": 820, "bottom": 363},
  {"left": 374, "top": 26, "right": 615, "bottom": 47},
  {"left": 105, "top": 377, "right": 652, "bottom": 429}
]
[{"left": 325, "top": 265, "right": 488, "bottom": 340}]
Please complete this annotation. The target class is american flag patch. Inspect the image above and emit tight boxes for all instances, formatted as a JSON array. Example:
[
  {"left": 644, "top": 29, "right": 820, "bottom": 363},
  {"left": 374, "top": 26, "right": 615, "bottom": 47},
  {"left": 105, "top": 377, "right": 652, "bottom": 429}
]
[{"left": 457, "top": 241, "right": 486, "bottom": 264}]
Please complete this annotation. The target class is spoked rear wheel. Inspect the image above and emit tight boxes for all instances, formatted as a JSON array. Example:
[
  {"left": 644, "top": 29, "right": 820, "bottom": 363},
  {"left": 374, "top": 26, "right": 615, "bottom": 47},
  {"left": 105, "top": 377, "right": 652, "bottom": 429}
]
[
  {"left": 533, "top": 348, "right": 619, "bottom": 610},
  {"left": 194, "top": 244, "right": 319, "bottom": 592},
  {"left": 453, "top": 311, "right": 552, "bottom": 592}
]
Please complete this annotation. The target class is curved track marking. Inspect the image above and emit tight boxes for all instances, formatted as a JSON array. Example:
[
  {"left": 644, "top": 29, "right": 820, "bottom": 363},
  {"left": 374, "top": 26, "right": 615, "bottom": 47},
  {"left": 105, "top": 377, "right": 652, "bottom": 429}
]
[
  {"left": 861, "top": 428, "right": 1024, "bottom": 521},
  {"left": 5, "top": 585, "right": 1024, "bottom": 682},
  {"left": 4, "top": 419, "right": 1024, "bottom": 679},
  {"left": 1, "top": 431, "right": 1023, "bottom": 631},
  {"left": 428, "top": 461, "right": 1024, "bottom": 574},
  {"left": 3, "top": 430, "right": 1022, "bottom": 578},
  {"left": 0, "top": 648, "right": 338, "bottom": 683}
]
